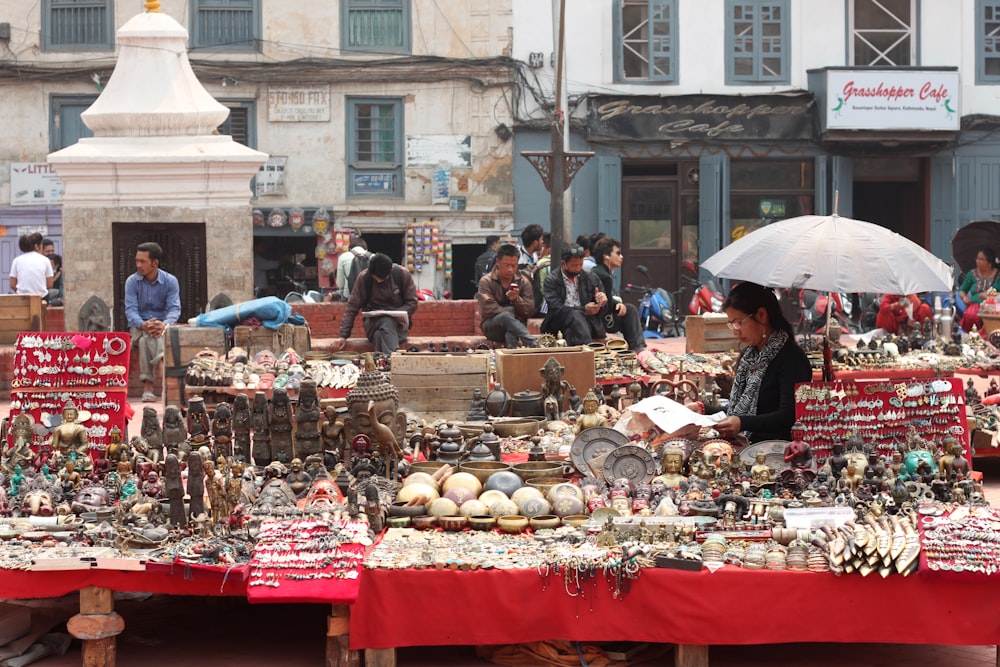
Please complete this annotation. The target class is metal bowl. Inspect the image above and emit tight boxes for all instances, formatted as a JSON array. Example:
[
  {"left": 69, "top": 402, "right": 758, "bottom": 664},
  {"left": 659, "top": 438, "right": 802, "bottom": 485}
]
[
  {"left": 490, "top": 417, "right": 546, "bottom": 438},
  {"left": 458, "top": 461, "right": 512, "bottom": 486},
  {"left": 408, "top": 461, "right": 453, "bottom": 477},
  {"left": 511, "top": 460, "right": 565, "bottom": 482}
]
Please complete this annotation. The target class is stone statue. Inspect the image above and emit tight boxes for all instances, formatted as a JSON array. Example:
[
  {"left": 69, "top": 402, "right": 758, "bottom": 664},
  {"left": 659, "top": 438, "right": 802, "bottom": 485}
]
[
  {"left": 467, "top": 388, "right": 488, "bottom": 422},
  {"left": 321, "top": 405, "right": 345, "bottom": 469},
  {"left": 48, "top": 402, "right": 91, "bottom": 473},
  {"left": 966, "top": 377, "right": 982, "bottom": 406},
  {"left": 212, "top": 402, "right": 234, "bottom": 459},
  {"left": 140, "top": 407, "right": 163, "bottom": 464},
  {"left": 294, "top": 378, "right": 322, "bottom": 458},
  {"left": 284, "top": 458, "right": 312, "bottom": 498},
  {"left": 186, "top": 396, "right": 211, "bottom": 447},
  {"left": 187, "top": 451, "right": 206, "bottom": 521},
  {"left": 77, "top": 295, "right": 111, "bottom": 332},
  {"left": 567, "top": 386, "right": 583, "bottom": 414},
  {"left": 539, "top": 356, "right": 569, "bottom": 419},
  {"left": 162, "top": 406, "right": 189, "bottom": 461},
  {"left": 231, "top": 393, "right": 252, "bottom": 463},
  {"left": 268, "top": 387, "right": 295, "bottom": 464},
  {"left": 250, "top": 391, "right": 271, "bottom": 466},
  {"left": 3, "top": 414, "right": 34, "bottom": 475},
  {"left": 164, "top": 454, "right": 186, "bottom": 526},
  {"left": 342, "top": 362, "right": 406, "bottom": 481}
]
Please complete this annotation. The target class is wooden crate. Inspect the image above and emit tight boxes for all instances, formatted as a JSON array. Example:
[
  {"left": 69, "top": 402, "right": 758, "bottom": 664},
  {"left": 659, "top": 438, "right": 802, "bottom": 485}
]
[
  {"left": 0, "top": 295, "right": 45, "bottom": 344},
  {"left": 234, "top": 324, "right": 311, "bottom": 357},
  {"left": 390, "top": 352, "right": 490, "bottom": 420},
  {"left": 495, "top": 346, "right": 596, "bottom": 398},
  {"left": 685, "top": 314, "right": 740, "bottom": 353},
  {"left": 162, "top": 326, "right": 229, "bottom": 406}
]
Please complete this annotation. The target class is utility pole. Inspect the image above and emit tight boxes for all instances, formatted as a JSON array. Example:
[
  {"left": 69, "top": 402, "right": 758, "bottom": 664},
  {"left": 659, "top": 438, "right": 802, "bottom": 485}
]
[{"left": 522, "top": 0, "right": 593, "bottom": 263}]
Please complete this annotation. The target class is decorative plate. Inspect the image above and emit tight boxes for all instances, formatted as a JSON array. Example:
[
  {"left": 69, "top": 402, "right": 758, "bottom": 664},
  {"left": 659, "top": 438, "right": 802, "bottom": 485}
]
[
  {"left": 601, "top": 444, "right": 657, "bottom": 486},
  {"left": 737, "top": 439, "right": 791, "bottom": 471},
  {"left": 570, "top": 427, "right": 630, "bottom": 476}
]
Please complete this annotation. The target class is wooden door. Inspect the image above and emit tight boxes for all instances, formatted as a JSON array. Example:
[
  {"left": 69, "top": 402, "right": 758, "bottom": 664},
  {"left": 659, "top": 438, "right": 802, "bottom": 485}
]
[
  {"left": 621, "top": 179, "right": 678, "bottom": 302},
  {"left": 112, "top": 223, "right": 207, "bottom": 331}
]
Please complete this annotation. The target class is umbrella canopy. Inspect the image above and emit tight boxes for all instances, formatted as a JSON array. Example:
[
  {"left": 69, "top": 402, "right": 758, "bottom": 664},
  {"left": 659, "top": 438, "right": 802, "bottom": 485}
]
[
  {"left": 951, "top": 220, "right": 1000, "bottom": 275},
  {"left": 701, "top": 214, "right": 953, "bottom": 295}
]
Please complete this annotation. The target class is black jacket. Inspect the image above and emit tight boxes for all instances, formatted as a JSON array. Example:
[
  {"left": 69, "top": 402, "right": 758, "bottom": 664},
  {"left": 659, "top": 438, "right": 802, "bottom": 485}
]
[{"left": 541, "top": 267, "right": 608, "bottom": 334}]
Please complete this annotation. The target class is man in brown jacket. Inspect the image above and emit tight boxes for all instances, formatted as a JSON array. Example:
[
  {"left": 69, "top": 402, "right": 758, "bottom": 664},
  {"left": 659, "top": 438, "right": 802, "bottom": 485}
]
[
  {"left": 331, "top": 253, "right": 418, "bottom": 354},
  {"left": 477, "top": 244, "right": 538, "bottom": 348}
]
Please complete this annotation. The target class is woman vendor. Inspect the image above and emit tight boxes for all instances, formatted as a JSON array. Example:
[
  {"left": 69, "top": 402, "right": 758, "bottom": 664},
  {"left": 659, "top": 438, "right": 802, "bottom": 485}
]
[
  {"left": 959, "top": 247, "right": 1000, "bottom": 333},
  {"left": 689, "top": 282, "right": 812, "bottom": 442}
]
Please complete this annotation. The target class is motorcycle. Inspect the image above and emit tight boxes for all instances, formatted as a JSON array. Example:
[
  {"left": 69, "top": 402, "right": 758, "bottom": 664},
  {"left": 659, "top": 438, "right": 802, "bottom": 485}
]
[
  {"left": 798, "top": 289, "right": 854, "bottom": 336},
  {"left": 687, "top": 275, "right": 724, "bottom": 315},
  {"left": 625, "top": 265, "right": 685, "bottom": 338}
]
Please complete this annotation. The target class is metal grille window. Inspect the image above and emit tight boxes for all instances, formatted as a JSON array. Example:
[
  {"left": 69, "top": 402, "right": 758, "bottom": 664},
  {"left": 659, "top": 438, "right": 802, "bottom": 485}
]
[
  {"left": 343, "top": 0, "right": 411, "bottom": 54},
  {"left": 616, "top": 0, "right": 677, "bottom": 83},
  {"left": 42, "top": 0, "right": 114, "bottom": 51},
  {"left": 725, "top": 0, "right": 788, "bottom": 84},
  {"left": 347, "top": 98, "right": 403, "bottom": 198},
  {"left": 850, "top": 0, "right": 915, "bottom": 66},
  {"left": 978, "top": 0, "right": 1000, "bottom": 83},
  {"left": 190, "top": 0, "right": 260, "bottom": 51}
]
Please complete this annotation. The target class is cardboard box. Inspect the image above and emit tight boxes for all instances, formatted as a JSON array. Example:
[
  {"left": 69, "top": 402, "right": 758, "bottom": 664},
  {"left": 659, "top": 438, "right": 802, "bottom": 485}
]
[
  {"left": 390, "top": 352, "right": 490, "bottom": 421},
  {"left": 495, "top": 346, "right": 596, "bottom": 398},
  {"left": 686, "top": 314, "right": 740, "bottom": 353}
]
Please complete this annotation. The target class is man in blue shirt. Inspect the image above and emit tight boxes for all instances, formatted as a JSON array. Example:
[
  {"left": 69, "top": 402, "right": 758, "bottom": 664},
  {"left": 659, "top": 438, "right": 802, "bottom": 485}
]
[{"left": 124, "top": 242, "right": 181, "bottom": 402}]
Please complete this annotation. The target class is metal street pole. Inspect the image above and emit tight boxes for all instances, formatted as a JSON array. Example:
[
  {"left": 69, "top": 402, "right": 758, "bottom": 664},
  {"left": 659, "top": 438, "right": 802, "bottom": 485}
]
[{"left": 549, "top": 0, "right": 567, "bottom": 263}]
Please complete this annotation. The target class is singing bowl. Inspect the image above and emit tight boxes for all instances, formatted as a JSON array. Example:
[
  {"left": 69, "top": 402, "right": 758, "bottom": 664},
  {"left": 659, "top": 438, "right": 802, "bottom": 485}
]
[
  {"left": 439, "top": 515, "right": 469, "bottom": 531},
  {"left": 497, "top": 515, "right": 529, "bottom": 533},
  {"left": 490, "top": 417, "right": 546, "bottom": 438},
  {"left": 458, "top": 461, "right": 512, "bottom": 486},
  {"left": 511, "top": 461, "right": 564, "bottom": 482},
  {"left": 408, "top": 461, "right": 453, "bottom": 477},
  {"left": 468, "top": 515, "right": 497, "bottom": 531}
]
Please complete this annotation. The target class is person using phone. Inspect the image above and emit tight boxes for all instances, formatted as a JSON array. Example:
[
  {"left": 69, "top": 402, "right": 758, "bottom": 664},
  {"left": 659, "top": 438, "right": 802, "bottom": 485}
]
[{"left": 477, "top": 243, "right": 538, "bottom": 348}]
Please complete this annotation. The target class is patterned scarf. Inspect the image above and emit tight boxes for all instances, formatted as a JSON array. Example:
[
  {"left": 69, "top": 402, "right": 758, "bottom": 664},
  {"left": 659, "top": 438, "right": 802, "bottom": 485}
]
[{"left": 727, "top": 329, "right": 789, "bottom": 423}]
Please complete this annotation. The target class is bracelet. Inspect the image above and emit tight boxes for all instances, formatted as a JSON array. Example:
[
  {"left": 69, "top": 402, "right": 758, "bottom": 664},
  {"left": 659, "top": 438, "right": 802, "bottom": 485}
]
[
  {"left": 695, "top": 401, "right": 704, "bottom": 414},
  {"left": 104, "top": 336, "right": 127, "bottom": 356}
]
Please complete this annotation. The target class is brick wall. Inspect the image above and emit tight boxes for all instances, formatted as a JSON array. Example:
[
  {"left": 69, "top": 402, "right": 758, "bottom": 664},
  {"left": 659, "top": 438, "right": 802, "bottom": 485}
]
[{"left": 290, "top": 300, "right": 481, "bottom": 339}]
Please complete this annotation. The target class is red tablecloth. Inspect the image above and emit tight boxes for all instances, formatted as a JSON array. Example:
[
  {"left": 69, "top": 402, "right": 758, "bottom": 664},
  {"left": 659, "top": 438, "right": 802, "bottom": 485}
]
[
  {"left": 349, "top": 566, "right": 1000, "bottom": 649},
  {"left": 0, "top": 567, "right": 247, "bottom": 600}
]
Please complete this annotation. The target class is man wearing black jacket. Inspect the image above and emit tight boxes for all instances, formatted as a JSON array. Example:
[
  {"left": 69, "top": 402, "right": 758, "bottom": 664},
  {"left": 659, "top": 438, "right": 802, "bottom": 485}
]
[
  {"left": 592, "top": 237, "right": 645, "bottom": 352},
  {"left": 541, "top": 244, "right": 608, "bottom": 346}
]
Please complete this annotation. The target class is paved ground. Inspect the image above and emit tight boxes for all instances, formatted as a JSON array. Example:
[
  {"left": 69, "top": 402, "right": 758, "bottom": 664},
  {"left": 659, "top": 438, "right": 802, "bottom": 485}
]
[{"left": 7, "top": 333, "right": 1000, "bottom": 665}]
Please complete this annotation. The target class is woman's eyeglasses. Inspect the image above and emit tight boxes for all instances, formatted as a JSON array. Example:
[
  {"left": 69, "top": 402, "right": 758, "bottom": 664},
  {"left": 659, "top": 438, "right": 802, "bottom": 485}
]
[{"left": 727, "top": 314, "right": 754, "bottom": 331}]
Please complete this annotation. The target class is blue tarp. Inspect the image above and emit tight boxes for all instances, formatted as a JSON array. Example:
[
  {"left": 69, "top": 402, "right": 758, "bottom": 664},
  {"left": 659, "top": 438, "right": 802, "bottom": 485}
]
[{"left": 193, "top": 296, "right": 306, "bottom": 330}]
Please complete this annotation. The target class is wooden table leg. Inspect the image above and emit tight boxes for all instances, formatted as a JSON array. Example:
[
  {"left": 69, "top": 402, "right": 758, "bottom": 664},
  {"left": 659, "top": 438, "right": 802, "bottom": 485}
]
[
  {"left": 66, "top": 586, "right": 124, "bottom": 667},
  {"left": 364, "top": 648, "right": 397, "bottom": 667},
  {"left": 675, "top": 644, "right": 709, "bottom": 667},
  {"left": 326, "top": 604, "right": 359, "bottom": 667}
]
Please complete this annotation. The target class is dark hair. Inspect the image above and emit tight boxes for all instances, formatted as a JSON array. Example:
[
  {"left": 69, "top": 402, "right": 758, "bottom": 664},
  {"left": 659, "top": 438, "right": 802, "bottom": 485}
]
[
  {"left": 485, "top": 235, "right": 500, "bottom": 247},
  {"left": 977, "top": 246, "right": 1000, "bottom": 269},
  {"left": 350, "top": 237, "right": 368, "bottom": 251},
  {"left": 521, "top": 224, "right": 544, "bottom": 248},
  {"left": 722, "top": 282, "right": 795, "bottom": 338},
  {"left": 369, "top": 252, "right": 393, "bottom": 279},
  {"left": 561, "top": 243, "right": 586, "bottom": 261},
  {"left": 17, "top": 234, "right": 33, "bottom": 253},
  {"left": 41, "top": 237, "right": 54, "bottom": 248},
  {"left": 495, "top": 244, "right": 519, "bottom": 261},
  {"left": 590, "top": 231, "right": 607, "bottom": 248},
  {"left": 136, "top": 242, "right": 163, "bottom": 263},
  {"left": 49, "top": 253, "right": 62, "bottom": 270},
  {"left": 592, "top": 237, "right": 620, "bottom": 265},
  {"left": 575, "top": 234, "right": 593, "bottom": 252}
]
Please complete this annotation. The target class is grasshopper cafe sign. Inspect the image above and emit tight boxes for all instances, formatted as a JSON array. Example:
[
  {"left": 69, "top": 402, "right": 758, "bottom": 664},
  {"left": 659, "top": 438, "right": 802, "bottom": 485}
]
[{"left": 823, "top": 70, "right": 960, "bottom": 132}]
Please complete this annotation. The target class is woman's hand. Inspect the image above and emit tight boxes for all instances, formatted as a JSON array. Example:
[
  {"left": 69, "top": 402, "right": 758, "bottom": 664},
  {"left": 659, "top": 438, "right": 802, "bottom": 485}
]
[
  {"left": 715, "top": 415, "right": 742, "bottom": 438},
  {"left": 961, "top": 292, "right": 970, "bottom": 305}
]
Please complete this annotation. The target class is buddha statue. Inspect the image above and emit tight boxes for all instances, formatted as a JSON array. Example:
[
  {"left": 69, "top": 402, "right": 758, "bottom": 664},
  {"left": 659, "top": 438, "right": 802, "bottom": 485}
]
[
  {"left": 750, "top": 452, "right": 773, "bottom": 484},
  {"left": 284, "top": 458, "right": 312, "bottom": 498},
  {"left": 343, "top": 361, "right": 406, "bottom": 480},
  {"left": 49, "top": 402, "right": 91, "bottom": 473},
  {"left": 652, "top": 445, "right": 688, "bottom": 489},
  {"left": 539, "top": 356, "right": 569, "bottom": 419},
  {"left": 574, "top": 389, "right": 609, "bottom": 434}
]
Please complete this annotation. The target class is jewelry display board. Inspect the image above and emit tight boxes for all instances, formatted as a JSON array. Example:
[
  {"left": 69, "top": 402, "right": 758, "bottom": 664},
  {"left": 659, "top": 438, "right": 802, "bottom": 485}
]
[
  {"left": 7, "top": 332, "right": 132, "bottom": 457},
  {"left": 794, "top": 378, "right": 968, "bottom": 460}
]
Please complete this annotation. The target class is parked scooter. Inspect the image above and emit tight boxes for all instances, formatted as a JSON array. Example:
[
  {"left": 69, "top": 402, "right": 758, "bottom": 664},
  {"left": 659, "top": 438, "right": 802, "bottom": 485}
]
[
  {"left": 687, "top": 275, "right": 724, "bottom": 315},
  {"left": 625, "top": 265, "right": 685, "bottom": 338}
]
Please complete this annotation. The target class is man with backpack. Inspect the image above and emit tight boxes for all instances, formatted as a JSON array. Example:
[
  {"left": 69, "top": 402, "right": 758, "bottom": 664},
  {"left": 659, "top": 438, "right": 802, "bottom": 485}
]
[
  {"left": 478, "top": 243, "right": 538, "bottom": 349},
  {"left": 331, "top": 253, "right": 417, "bottom": 354},
  {"left": 335, "top": 237, "right": 372, "bottom": 299}
]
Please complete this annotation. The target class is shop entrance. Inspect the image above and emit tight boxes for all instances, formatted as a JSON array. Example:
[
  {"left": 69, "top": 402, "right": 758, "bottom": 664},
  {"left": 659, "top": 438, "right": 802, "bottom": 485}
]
[
  {"left": 851, "top": 157, "right": 926, "bottom": 245},
  {"left": 620, "top": 161, "right": 700, "bottom": 307}
]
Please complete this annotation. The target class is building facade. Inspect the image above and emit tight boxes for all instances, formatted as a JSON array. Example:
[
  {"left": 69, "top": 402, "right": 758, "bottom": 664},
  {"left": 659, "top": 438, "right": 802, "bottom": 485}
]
[
  {"left": 0, "top": 0, "right": 516, "bottom": 299},
  {"left": 512, "top": 0, "right": 1000, "bottom": 298}
]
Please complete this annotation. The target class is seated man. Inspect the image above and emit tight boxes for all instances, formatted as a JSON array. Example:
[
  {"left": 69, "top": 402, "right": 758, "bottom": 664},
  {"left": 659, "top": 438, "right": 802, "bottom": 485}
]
[
  {"left": 591, "top": 237, "right": 645, "bottom": 353},
  {"left": 332, "top": 253, "right": 418, "bottom": 354},
  {"left": 541, "top": 243, "right": 608, "bottom": 346},
  {"left": 477, "top": 243, "right": 538, "bottom": 348},
  {"left": 876, "top": 294, "right": 932, "bottom": 335}
]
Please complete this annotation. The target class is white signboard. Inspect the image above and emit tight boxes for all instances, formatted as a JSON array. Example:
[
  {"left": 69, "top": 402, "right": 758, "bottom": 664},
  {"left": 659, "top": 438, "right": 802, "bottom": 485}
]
[
  {"left": 267, "top": 85, "right": 331, "bottom": 122},
  {"left": 825, "top": 70, "right": 960, "bottom": 131},
  {"left": 10, "top": 163, "right": 64, "bottom": 206},
  {"left": 256, "top": 156, "right": 288, "bottom": 196},
  {"left": 406, "top": 135, "right": 472, "bottom": 167}
]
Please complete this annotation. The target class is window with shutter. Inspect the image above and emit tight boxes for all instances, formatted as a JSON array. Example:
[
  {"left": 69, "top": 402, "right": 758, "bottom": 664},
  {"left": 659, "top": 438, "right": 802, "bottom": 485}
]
[
  {"left": 342, "top": 0, "right": 411, "bottom": 54},
  {"left": 190, "top": 0, "right": 260, "bottom": 51},
  {"left": 42, "top": 0, "right": 114, "bottom": 51},
  {"left": 725, "top": 0, "right": 789, "bottom": 84},
  {"left": 615, "top": 0, "right": 677, "bottom": 83}
]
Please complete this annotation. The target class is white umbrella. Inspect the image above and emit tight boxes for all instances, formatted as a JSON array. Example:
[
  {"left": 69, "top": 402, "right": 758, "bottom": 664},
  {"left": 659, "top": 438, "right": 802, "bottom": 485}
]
[{"left": 701, "top": 214, "right": 953, "bottom": 295}]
